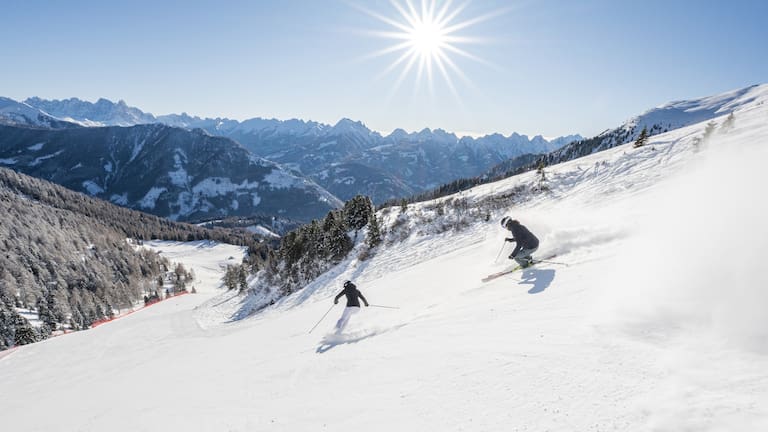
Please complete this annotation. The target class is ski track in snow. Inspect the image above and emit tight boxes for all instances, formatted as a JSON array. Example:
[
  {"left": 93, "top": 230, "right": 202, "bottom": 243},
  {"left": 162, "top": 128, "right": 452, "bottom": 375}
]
[{"left": 2, "top": 85, "right": 768, "bottom": 431}]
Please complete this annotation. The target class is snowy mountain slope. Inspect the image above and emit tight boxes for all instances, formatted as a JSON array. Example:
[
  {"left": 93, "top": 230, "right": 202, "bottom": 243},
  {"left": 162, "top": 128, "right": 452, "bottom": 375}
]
[
  {"left": 543, "top": 84, "right": 764, "bottom": 165},
  {"left": 0, "top": 123, "right": 342, "bottom": 222},
  {"left": 2, "top": 88, "right": 767, "bottom": 431},
  {"left": 0, "top": 97, "right": 76, "bottom": 129},
  {"left": 469, "top": 84, "right": 767, "bottom": 199}
]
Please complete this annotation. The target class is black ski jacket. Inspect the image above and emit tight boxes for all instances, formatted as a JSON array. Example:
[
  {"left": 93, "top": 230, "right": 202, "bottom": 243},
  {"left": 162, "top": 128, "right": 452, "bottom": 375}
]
[
  {"left": 334, "top": 283, "right": 368, "bottom": 308},
  {"left": 507, "top": 220, "right": 539, "bottom": 250}
]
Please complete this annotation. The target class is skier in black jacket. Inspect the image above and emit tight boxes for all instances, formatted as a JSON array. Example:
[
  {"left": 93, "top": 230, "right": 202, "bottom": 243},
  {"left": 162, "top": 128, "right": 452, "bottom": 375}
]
[
  {"left": 333, "top": 280, "right": 369, "bottom": 332},
  {"left": 501, "top": 216, "right": 539, "bottom": 268}
]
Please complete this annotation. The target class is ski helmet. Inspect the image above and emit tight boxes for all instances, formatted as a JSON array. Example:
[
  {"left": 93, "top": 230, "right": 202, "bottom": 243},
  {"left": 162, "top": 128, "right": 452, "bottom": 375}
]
[
  {"left": 343, "top": 280, "right": 353, "bottom": 289},
  {"left": 500, "top": 216, "right": 511, "bottom": 228}
]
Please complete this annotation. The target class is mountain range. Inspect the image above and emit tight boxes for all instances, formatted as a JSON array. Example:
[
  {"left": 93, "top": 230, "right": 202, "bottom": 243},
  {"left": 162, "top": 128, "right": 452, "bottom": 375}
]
[
  {"left": 11, "top": 97, "right": 582, "bottom": 202},
  {"left": 0, "top": 122, "right": 341, "bottom": 222}
]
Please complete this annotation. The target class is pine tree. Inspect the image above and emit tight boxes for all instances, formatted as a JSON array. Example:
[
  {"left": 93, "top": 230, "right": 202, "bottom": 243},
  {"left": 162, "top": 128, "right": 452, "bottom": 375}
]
[
  {"left": 536, "top": 161, "right": 548, "bottom": 190},
  {"left": 224, "top": 266, "right": 238, "bottom": 290},
  {"left": 13, "top": 314, "right": 38, "bottom": 345},
  {"left": 36, "top": 295, "right": 57, "bottom": 330},
  {"left": 238, "top": 266, "right": 248, "bottom": 292},
  {"left": 343, "top": 195, "right": 373, "bottom": 232},
  {"left": 325, "top": 212, "right": 352, "bottom": 261},
  {"left": 633, "top": 126, "right": 649, "bottom": 148},
  {"left": 366, "top": 213, "right": 382, "bottom": 248}
]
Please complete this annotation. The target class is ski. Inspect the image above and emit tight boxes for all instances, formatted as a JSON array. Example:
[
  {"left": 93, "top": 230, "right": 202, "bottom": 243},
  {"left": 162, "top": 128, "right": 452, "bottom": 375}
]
[{"left": 481, "top": 254, "right": 559, "bottom": 283}]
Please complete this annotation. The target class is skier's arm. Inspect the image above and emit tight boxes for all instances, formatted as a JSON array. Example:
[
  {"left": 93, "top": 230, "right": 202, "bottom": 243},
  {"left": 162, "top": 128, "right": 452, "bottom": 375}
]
[
  {"left": 505, "top": 237, "right": 516, "bottom": 242},
  {"left": 510, "top": 243, "right": 522, "bottom": 258},
  {"left": 334, "top": 290, "right": 344, "bottom": 304},
  {"left": 357, "top": 290, "right": 369, "bottom": 307}
]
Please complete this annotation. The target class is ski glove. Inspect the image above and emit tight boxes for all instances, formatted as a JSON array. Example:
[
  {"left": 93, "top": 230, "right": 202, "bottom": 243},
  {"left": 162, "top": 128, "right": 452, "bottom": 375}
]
[
  {"left": 505, "top": 237, "right": 516, "bottom": 243},
  {"left": 364, "top": 302, "right": 369, "bottom": 307},
  {"left": 334, "top": 299, "right": 338, "bottom": 304}
]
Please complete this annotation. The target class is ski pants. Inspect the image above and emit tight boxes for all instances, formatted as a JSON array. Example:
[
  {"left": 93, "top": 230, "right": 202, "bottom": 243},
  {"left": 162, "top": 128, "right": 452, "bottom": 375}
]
[
  {"left": 511, "top": 246, "right": 538, "bottom": 267},
  {"left": 335, "top": 306, "right": 360, "bottom": 332}
]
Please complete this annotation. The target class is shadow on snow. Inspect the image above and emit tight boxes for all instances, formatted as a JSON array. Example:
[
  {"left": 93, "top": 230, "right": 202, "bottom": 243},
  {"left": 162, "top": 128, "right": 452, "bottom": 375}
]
[
  {"left": 518, "top": 268, "right": 556, "bottom": 294},
  {"left": 316, "top": 324, "right": 406, "bottom": 354}
]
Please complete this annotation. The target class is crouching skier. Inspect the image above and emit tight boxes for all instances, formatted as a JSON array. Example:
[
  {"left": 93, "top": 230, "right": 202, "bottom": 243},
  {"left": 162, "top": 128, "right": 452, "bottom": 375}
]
[
  {"left": 333, "top": 280, "right": 369, "bottom": 333},
  {"left": 500, "top": 216, "right": 539, "bottom": 268}
]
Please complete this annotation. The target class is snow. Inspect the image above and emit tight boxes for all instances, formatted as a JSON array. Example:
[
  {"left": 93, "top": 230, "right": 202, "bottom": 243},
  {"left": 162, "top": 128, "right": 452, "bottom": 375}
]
[
  {"left": 138, "top": 186, "right": 166, "bottom": 209},
  {"left": 27, "top": 142, "right": 45, "bottom": 151},
  {"left": 168, "top": 152, "right": 189, "bottom": 187},
  {"left": 110, "top": 193, "right": 128, "bottom": 205},
  {"left": 1, "top": 85, "right": 767, "bottom": 431},
  {"left": 142, "top": 240, "right": 248, "bottom": 295},
  {"left": 81, "top": 180, "right": 104, "bottom": 195},
  {"left": 192, "top": 177, "right": 259, "bottom": 196},
  {"left": 129, "top": 138, "right": 145, "bottom": 162},
  {"left": 0, "top": 97, "right": 51, "bottom": 126},
  {"left": 15, "top": 308, "right": 42, "bottom": 328},
  {"left": 169, "top": 177, "right": 262, "bottom": 215},
  {"left": 103, "top": 161, "right": 113, "bottom": 172},
  {"left": 333, "top": 176, "right": 355, "bottom": 185},
  {"left": 263, "top": 168, "right": 298, "bottom": 189},
  {"left": 168, "top": 167, "right": 189, "bottom": 187},
  {"left": 28, "top": 150, "right": 64, "bottom": 167},
  {"left": 245, "top": 224, "right": 280, "bottom": 238},
  {"left": 0, "top": 157, "right": 17, "bottom": 165}
]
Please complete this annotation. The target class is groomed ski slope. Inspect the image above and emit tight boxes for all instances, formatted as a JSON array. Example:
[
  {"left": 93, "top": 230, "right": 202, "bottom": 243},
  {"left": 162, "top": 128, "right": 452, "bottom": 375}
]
[{"left": 2, "top": 85, "right": 768, "bottom": 431}]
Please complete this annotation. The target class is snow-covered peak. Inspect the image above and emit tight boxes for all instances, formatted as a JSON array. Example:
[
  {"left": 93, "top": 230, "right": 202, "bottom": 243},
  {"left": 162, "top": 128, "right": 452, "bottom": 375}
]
[
  {"left": 330, "top": 117, "right": 372, "bottom": 136},
  {"left": 25, "top": 96, "right": 156, "bottom": 127},
  {"left": 386, "top": 128, "right": 410, "bottom": 140},
  {"left": 615, "top": 84, "right": 766, "bottom": 138},
  {"left": 0, "top": 97, "right": 73, "bottom": 128}
]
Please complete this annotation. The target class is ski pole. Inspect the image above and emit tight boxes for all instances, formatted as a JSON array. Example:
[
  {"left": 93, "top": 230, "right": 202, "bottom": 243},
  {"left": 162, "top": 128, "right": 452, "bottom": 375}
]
[
  {"left": 309, "top": 304, "right": 335, "bottom": 334},
  {"left": 368, "top": 304, "right": 400, "bottom": 309},
  {"left": 494, "top": 240, "right": 506, "bottom": 262}
]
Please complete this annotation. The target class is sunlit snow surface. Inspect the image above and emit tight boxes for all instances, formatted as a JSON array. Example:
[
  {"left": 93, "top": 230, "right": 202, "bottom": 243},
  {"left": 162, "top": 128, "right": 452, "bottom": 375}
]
[{"left": 1, "top": 86, "right": 767, "bottom": 431}]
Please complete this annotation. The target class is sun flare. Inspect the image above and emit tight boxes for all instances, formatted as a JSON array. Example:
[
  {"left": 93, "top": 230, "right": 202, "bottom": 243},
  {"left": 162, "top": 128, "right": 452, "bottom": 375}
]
[
  {"left": 409, "top": 16, "right": 446, "bottom": 58},
  {"left": 357, "top": 0, "right": 501, "bottom": 95}
]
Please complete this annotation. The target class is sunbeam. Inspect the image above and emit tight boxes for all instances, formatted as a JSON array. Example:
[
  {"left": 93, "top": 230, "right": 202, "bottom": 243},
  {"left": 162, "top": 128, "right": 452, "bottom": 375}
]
[{"left": 355, "top": 0, "right": 501, "bottom": 94}]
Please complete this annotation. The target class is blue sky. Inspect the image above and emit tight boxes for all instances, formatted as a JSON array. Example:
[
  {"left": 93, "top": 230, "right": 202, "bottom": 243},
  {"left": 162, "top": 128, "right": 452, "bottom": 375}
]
[{"left": 1, "top": 0, "right": 766, "bottom": 137}]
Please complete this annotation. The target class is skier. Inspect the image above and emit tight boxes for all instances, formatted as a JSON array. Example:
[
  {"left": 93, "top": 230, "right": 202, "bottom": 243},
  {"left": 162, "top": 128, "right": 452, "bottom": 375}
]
[
  {"left": 500, "top": 216, "right": 539, "bottom": 268},
  {"left": 333, "top": 280, "right": 369, "bottom": 332}
]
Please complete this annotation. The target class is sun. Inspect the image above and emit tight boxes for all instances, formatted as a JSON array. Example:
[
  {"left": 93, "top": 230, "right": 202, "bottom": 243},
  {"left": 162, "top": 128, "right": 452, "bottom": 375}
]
[
  {"left": 409, "top": 13, "right": 446, "bottom": 58},
  {"left": 355, "top": 0, "right": 502, "bottom": 96}
]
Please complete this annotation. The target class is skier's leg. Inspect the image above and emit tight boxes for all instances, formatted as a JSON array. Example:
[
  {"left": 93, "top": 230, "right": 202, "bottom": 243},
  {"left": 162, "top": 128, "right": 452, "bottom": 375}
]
[
  {"left": 335, "top": 307, "right": 352, "bottom": 331},
  {"left": 335, "top": 307, "right": 359, "bottom": 333},
  {"left": 515, "top": 247, "right": 538, "bottom": 267}
]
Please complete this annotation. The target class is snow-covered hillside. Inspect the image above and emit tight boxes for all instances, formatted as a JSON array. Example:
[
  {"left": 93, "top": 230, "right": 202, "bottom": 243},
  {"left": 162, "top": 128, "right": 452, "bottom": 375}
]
[{"left": 1, "top": 85, "right": 767, "bottom": 431}]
